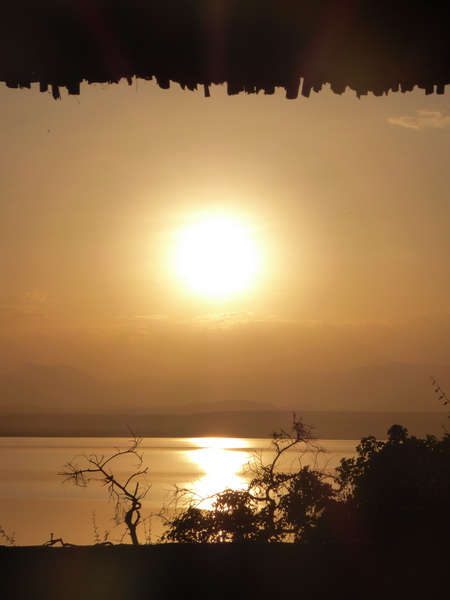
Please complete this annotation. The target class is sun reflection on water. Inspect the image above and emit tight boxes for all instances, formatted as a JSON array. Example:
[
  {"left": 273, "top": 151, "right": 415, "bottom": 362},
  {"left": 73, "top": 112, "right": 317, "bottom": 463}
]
[{"left": 184, "top": 438, "right": 252, "bottom": 508}]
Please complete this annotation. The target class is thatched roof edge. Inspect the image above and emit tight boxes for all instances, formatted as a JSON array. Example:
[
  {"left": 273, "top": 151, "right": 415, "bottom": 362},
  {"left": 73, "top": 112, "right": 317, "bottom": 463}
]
[{"left": 1, "top": 1, "right": 449, "bottom": 98}]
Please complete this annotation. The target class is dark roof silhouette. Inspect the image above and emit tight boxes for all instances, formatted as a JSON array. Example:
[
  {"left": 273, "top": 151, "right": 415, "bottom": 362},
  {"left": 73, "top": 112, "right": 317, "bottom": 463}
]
[{"left": 1, "top": 0, "right": 449, "bottom": 99}]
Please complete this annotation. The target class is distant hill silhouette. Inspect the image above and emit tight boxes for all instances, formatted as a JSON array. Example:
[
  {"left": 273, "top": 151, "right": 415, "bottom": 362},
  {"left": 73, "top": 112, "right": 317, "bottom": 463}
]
[
  {"left": 0, "top": 362, "right": 449, "bottom": 415},
  {"left": 0, "top": 363, "right": 115, "bottom": 412},
  {"left": 277, "top": 362, "right": 450, "bottom": 412}
]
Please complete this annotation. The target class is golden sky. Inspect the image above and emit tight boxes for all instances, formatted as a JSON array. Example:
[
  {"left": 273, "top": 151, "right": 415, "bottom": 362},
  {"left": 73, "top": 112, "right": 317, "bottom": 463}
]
[{"left": 1, "top": 81, "right": 450, "bottom": 380}]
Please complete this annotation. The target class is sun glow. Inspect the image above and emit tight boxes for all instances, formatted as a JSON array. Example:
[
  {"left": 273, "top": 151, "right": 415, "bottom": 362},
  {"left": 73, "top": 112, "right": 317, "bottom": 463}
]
[{"left": 174, "top": 214, "right": 260, "bottom": 297}]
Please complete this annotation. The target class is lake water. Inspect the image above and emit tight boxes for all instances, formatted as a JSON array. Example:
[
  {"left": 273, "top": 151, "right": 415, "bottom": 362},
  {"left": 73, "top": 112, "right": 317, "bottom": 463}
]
[{"left": 0, "top": 437, "right": 358, "bottom": 545}]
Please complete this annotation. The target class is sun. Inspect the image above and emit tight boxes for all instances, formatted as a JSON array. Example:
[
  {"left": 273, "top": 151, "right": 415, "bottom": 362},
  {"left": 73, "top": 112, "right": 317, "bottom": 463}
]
[{"left": 174, "top": 214, "right": 260, "bottom": 297}]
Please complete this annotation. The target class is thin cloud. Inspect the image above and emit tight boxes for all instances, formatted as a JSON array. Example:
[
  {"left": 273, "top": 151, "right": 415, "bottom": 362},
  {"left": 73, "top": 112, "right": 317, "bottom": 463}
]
[
  {"left": 388, "top": 109, "right": 450, "bottom": 130},
  {"left": 10, "top": 311, "right": 46, "bottom": 318},
  {"left": 22, "top": 290, "right": 51, "bottom": 304},
  {"left": 0, "top": 292, "right": 51, "bottom": 319},
  {"left": 304, "top": 319, "right": 325, "bottom": 327},
  {"left": 112, "top": 314, "right": 171, "bottom": 337},
  {"left": 188, "top": 312, "right": 293, "bottom": 329},
  {"left": 117, "top": 314, "right": 169, "bottom": 322},
  {"left": 189, "top": 312, "right": 255, "bottom": 329},
  {"left": 252, "top": 314, "right": 293, "bottom": 324}
]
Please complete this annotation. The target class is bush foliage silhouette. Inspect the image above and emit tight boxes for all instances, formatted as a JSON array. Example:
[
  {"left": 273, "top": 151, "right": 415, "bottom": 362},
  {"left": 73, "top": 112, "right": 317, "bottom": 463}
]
[
  {"left": 163, "top": 419, "right": 450, "bottom": 545},
  {"left": 336, "top": 425, "right": 450, "bottom": 543},
  {"left": 57, "top": 417, "right": 450, "bottom": 546},
  {"left": 162, "top": 418, "right": 337, "bottom": 543}
]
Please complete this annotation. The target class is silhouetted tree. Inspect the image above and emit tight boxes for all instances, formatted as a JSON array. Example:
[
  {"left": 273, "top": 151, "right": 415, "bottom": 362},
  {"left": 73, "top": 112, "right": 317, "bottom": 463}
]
[
  {"left": 336, "top": 426, "right": 450, "bottom": 543},
  {"left": 162, "top": 418, "right": 336, "bottom": 543},
  {"left": 430, "top": 376, "right": 450, "bottom": 420},
  {"left": 0, "top": 524, "right": 15, "bottom": 546},
  {"left": 60, "top": 433, "right": 149, "bottom": 545},
  {"left": 57, "top": 416, "right": 450, "bottom": 548}
]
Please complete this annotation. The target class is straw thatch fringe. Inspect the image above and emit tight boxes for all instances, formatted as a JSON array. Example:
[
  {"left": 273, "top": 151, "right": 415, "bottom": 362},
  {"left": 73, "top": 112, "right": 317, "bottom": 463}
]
[{"left": 1, "top": 1, "right": 449, "bottom": 98}]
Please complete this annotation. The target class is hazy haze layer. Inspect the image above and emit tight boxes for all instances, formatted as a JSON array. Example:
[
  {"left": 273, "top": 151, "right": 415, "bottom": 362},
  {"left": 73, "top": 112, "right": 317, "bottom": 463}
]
[{"left": 1, "top": 82, "right": 450, "bottom": 402}]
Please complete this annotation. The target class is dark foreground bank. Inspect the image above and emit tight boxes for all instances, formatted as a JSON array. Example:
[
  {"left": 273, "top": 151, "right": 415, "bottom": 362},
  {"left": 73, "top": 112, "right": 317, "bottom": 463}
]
[{"left": 1, "top": 541, "right": 448, "bottom": 600}]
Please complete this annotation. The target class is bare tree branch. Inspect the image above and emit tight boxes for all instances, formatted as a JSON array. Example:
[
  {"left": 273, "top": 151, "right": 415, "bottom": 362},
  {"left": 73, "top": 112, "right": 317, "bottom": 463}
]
[
  {"left": 60, "top": 432, "right": 150, "bottom": 545},
  {"left": 162, "top": 416, "right": 333, "bottom": 543}
]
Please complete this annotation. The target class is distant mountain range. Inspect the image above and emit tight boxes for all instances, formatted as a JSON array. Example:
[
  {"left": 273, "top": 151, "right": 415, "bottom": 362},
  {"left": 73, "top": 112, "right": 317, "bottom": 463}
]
[{"left": 0, "top": 361, "right": 449, "bottom": 414}]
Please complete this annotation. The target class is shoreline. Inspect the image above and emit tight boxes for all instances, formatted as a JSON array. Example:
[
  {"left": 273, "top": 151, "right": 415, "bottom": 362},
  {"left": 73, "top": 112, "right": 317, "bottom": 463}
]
[{"left": 0, "top": 410, "right": 446, "bottom": 440}]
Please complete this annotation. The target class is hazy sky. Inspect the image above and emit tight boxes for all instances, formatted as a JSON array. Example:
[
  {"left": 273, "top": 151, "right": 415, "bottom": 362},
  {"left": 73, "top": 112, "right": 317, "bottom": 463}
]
[{"left": 1, "top": 81, "right": 450, "bottom": 380}]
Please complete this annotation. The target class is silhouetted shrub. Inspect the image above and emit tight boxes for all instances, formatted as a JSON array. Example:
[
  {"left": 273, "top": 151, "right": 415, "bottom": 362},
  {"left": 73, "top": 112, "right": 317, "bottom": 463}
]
[
  {"left": 336, "top": 426, "right": 450, "bottom": 543},
  {"left": 162, "top": 419, "right": 450, "bottom": 546},
  {"left": 162, "top": 418, "right": 337, "bottom": 543}
]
